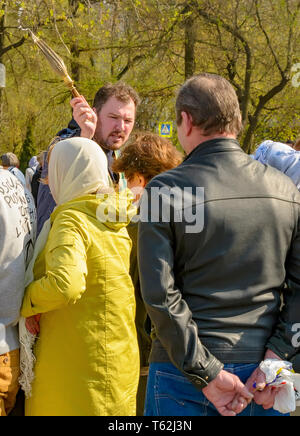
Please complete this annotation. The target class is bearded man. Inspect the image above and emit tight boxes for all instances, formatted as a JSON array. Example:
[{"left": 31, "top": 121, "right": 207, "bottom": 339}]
[{"left": 37, "top": 82, "right": 140, "bottom": 235}]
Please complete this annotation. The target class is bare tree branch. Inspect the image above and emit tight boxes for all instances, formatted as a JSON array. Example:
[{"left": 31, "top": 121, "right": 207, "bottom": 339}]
[
  {"left": 190, "top": 0, "right": 252, "bottom": 124},
  {"left": 254, "top": 0, "right": 284, "bottom": 78},
  {"left": 0, "top": 36, "right": 25, "bottom": 58}
]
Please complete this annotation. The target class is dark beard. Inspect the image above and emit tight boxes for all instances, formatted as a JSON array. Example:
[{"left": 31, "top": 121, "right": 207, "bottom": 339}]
[{"left": 94, "top": 132, "right": 125, "bottom": 151}]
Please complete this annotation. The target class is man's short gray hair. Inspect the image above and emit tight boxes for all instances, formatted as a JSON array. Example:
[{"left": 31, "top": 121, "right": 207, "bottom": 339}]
[
  {"left": 176, "top": 73, "right": 243, "bottom": 137},
  {"left": 1, "top": 152, "right": 20, "bottom": 168}
]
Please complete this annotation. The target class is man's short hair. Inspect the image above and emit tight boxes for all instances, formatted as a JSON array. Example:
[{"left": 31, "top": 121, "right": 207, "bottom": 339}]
[
  {"left": 176, "top": 73, "right": 243, "bottom": 137},
  {"left": 1, "top": 152, "right": 20, "bottom": 168},
  {"left": 93, "top": 82, "right": 141, "bottom": 113}
]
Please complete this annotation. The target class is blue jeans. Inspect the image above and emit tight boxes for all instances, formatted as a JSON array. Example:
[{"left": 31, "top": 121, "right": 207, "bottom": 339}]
[{"left": 144, "top": 362, "right": 290, "bottom": 416}]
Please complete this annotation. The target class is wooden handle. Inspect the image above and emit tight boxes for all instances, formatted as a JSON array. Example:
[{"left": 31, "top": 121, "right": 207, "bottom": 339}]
[
  {"left": 71, "top": 86, "right": 81, "bottom": 98},
  {"left": 63, "top": 75, "right": 81, "bottom": 98}
]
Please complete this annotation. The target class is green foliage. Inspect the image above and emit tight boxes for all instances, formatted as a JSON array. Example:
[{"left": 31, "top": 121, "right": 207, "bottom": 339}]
[
  {"left": 19, "top": 120, "right": 36, "bottom": 173},
  {"left": 0, "top": 0, "right": 298, "bottom": 155}
]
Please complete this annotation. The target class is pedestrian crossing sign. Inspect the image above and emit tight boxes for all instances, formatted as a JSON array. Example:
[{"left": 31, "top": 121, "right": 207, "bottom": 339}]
[{"left": 159, "top": 122, "right": 173, "bottom": 138}]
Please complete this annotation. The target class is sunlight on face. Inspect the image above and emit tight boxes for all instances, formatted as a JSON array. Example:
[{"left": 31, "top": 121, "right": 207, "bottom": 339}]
[{"left": 94, "top": 96, "right": 136, "bottom": 151}]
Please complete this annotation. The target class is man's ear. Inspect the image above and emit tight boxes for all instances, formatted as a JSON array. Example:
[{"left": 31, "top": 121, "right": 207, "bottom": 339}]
[{"left": 181, "top": 111, "right": 193, "bottom": 136}]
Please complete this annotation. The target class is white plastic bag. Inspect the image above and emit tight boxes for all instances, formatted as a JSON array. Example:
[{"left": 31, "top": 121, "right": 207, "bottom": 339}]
[{"left": 259, "top": 359, "right": 300, "bottom": 414}]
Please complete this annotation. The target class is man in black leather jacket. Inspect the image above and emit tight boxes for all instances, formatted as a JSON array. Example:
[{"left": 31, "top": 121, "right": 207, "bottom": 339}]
[{"left": 138, "top": 73, "right": 300, "bottom": 416}]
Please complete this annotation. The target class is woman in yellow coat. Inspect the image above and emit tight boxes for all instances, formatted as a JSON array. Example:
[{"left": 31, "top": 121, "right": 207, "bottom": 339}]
[{"left": 21, "top": 137, "right": 139, "bottom": 416}]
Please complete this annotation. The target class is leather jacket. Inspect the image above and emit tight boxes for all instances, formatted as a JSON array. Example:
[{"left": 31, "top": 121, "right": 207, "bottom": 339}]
[{"left": 138, "top": 138, "right": 300, "bottom": 390}]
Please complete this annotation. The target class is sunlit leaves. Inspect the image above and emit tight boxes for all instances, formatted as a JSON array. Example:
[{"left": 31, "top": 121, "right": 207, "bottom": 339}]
[{"left": 0, "top": 0, "right": 299, "bottom": 156}]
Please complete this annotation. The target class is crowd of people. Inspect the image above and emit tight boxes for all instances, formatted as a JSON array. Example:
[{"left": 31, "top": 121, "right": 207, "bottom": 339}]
[{"left": 1, "top": 73, "right": 300, "bottom": 417}]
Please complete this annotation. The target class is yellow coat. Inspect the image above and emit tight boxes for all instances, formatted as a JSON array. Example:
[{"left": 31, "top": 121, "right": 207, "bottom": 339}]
[{"left": 21, "top": 193, "right": 139, "bottom": 416}]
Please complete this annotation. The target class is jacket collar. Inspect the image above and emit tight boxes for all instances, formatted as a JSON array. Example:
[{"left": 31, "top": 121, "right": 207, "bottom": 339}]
[{"left": 183, "top": 138, "right": 243, "bottom": 162}]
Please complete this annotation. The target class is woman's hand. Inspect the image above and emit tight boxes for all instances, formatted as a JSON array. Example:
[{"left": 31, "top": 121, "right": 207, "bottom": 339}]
[{"left": 25, "top": 314, "right": 41, "bottom": 336}]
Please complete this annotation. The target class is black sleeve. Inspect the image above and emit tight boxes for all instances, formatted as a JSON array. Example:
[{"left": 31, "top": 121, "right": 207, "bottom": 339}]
[
  {"left": 56, "top": 118, "right": 81, "bottom": 139},
  {"left": 267, "top": 202, "right": 300, "bottom": 361}
]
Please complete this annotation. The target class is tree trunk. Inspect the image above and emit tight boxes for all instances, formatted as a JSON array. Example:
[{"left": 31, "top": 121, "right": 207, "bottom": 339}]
[
  {"left": 242, "top": 76, "right": 289, "bottom": 153},
  {"left": 0, "top": 1, "right": 25, "bottom": 122},
  {"left": 110, "top": 1, "right": 119, "bottom": 77},
  {"left": 184, "top": 10, "right": 196, "bottom": 80},
  {"left": 242, "top": 116, "right": 259, "bottom": 154}
]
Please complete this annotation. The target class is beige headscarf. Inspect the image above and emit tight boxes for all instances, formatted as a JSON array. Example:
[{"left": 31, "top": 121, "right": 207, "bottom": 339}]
[{"left": 48, "top": 137, "right": 110, "bottom": 205}]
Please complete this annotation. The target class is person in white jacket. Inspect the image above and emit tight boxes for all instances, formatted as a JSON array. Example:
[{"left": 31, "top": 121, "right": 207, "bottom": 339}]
[{"left": 0, "top": 169, "right": 36, "bottom": 416}]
